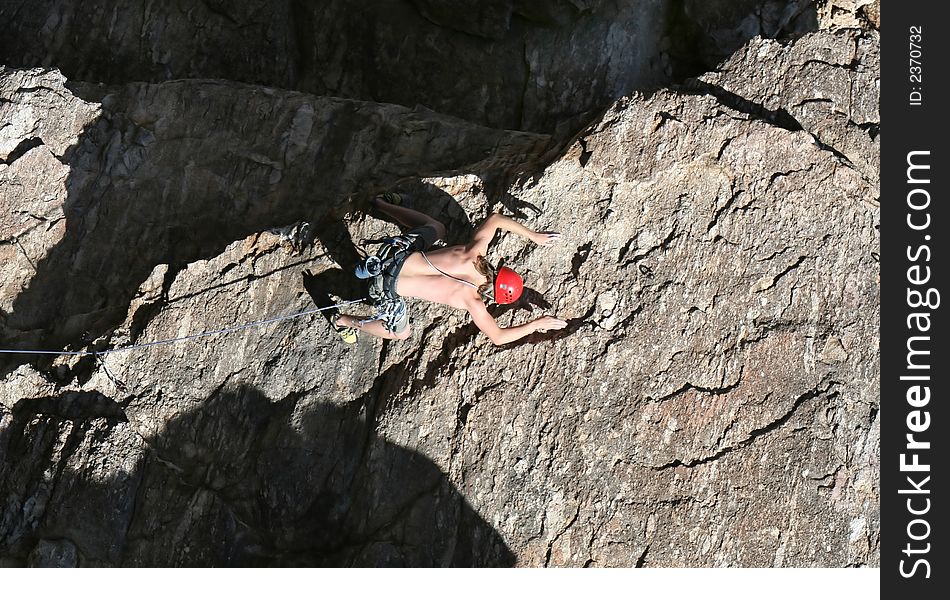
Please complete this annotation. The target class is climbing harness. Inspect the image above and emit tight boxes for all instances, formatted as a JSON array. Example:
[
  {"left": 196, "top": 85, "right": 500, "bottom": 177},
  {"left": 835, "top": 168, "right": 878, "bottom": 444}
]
[
  {"left": 353, "top": 233, "right": 423, "bottom": 331},
  {"left": 0, "top": 298, "right": 365, "bottom": 358}
]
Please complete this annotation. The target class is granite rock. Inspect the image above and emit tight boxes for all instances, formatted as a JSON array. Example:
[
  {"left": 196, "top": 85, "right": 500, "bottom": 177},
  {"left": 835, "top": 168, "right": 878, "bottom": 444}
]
[{"left": 0, "top": 20, "right": 878, "bottom": 567}]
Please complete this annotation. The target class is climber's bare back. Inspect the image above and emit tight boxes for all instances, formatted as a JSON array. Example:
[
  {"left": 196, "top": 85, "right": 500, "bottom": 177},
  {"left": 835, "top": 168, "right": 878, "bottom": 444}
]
[{"left": 395, "top": 244, "right": 484, "bottom": 310}]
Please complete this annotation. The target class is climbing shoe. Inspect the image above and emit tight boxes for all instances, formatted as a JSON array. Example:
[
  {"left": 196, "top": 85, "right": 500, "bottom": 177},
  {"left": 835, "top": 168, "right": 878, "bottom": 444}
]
[{"left": 332, "top": 315, "right": 359, "bottom": 344}]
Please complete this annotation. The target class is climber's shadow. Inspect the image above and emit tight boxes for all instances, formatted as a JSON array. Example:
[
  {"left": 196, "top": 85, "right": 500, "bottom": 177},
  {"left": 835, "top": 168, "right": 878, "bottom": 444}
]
[
  {"left": 300, "top": 266, "right": 364, "bottom": 329},
  {"left": 0, "top": 383, "right": 517, "bottom": 566},
  {"left": 481, "top": 284, "right": 551, "bottom": 320}
]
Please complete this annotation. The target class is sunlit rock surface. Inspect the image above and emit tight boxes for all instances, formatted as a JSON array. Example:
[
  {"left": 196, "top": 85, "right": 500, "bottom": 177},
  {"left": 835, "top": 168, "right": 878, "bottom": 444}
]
[{"left": 1, "top": 4, "right": 878, "bottom": 567}]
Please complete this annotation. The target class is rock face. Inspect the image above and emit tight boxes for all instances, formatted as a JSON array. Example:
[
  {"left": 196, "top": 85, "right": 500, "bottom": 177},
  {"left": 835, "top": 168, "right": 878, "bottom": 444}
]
[
  {"left": 0, "top": 0, "right": 842, "bottom": 132},
  {"left": 488, "top": 33, "right": 878, "bottom": 568},
  {"left": 696, "top": 27, "right": 879, "bottom": 187},
  {"left": 0, "top": 68, "right": 548, "bottom": 358},
  {"left": 1, "top": 5, "right": 878, "bottom": 568}
]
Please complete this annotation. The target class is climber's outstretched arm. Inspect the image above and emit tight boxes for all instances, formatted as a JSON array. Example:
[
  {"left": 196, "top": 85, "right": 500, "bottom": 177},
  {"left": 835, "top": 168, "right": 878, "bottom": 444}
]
[
  {"left": 465, "top": 296, "right": 566, "bottom": 346},
  {"left": 466, "top": 213, "right": 561, "bottom": 256}
]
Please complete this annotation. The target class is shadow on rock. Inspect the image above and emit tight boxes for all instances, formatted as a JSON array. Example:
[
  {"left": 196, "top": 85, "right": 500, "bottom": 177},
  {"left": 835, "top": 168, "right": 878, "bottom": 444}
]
[
  {"left": 358, "top": 181, "right": 475, "bottom": 244},
  {"left": 0, "top": 384, "right": 516, "bottom": 566},
  {"left": 0, "top": 76, "right": 550, "bottom": 379},
  {"left": 2, "top": 0, "right": 820, "bottom": 133}
]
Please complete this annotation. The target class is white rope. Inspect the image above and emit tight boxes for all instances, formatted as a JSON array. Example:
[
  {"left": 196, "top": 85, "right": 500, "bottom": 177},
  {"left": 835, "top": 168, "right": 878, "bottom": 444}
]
[
  {"left": 419, "top": 251, "right": 479, "bottom": 289},
  {"left": 0, "top": 298, "right": 365, "bottom": 357}
]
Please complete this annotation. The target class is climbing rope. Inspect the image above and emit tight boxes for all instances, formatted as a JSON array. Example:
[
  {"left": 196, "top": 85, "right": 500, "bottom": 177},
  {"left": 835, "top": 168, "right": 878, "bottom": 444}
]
[
  {"left": 0, "top": 298, "right": 365, "bottom": 358},
  {"left": 419, "top": 251, "right": 478, "bottom": 289}
]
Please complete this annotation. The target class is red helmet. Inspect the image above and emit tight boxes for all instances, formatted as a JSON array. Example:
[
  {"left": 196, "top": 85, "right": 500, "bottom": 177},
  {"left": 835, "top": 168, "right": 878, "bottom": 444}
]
[{"left": 494, "top": 267, "right": 523, "bottom": 304}]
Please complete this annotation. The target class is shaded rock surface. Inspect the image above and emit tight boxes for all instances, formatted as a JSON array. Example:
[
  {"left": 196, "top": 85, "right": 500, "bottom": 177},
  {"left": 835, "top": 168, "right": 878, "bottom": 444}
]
[
  {"left": 2, "top": 0, "right": 838, "bottom": 132},
  {"left": 0, "top": 0, "right": 670, "bottom": 132},
  {"left": 1, "top": 8, "right": 878, "bottom": 568},
  {"left": 1, "top": 67, "right": 548, "bottom": 358}
]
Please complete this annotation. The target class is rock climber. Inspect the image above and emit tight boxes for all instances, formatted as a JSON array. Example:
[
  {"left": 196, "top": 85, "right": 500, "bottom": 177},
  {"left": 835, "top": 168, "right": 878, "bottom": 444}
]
[{"left": 333, "top": 192, "right": 567, "bottom": 345}]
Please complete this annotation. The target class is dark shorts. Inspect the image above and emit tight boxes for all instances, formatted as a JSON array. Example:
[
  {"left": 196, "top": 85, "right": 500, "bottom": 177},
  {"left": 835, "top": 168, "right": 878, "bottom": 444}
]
[
  {"left": 389, "top": 225, "right": 438, "bottom": 276},
  {"left": 377, "top": 225, "right": 439, "bottom": 334}
]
